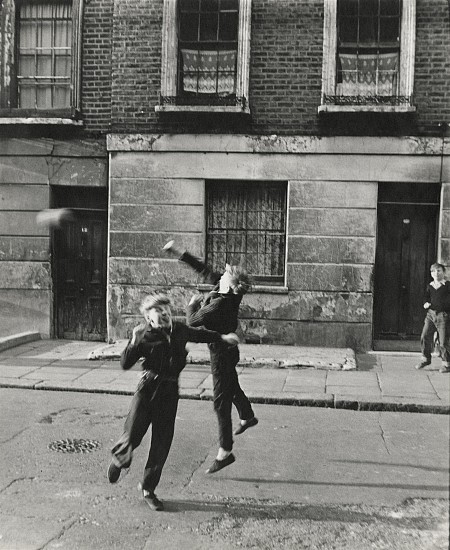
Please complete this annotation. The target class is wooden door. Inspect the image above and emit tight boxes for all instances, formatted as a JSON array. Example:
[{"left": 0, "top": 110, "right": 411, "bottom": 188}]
[
  {"left": 374, "top": 184, "right": 439, "bottom": 340},
  {"left": 54, "top": 210, "right": 107, "bottom": 341}
]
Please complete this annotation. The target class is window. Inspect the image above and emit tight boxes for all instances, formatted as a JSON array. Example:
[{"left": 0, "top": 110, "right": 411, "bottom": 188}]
[
  {"left": 178, "top": 0, "right": 238, "bottom": 102},
  {"left": 319, "top": 0, "right": 416, "bottom": 112},
  {"left": 0, "top": 0, "right": 82, "bottom": 119},
  {"left": 157, "top": 0, "right": 251, "bottom": 113},
  {"left": 206, "top": 181, "right": 287, "bottom": 284}
]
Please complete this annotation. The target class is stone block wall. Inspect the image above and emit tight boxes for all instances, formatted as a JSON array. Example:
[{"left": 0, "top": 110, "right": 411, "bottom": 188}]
[
  {"left": 440, "top": 141, "right": 450, "bottom": 268},
  {"left": 107, "top": 134, "right": 447, "bottom": 350},
  {"left": 108, "top": 173, "right": 206, "bottom": 340},
  {"left": 237, "top": 181, "right": 376, "bottom": 349},
  {"left": 0, "top": 138, "right": 107, "bottom": 338}
]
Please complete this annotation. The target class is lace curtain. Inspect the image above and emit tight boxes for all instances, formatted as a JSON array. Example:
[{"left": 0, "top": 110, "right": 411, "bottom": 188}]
[
  {"left": 337, "top": 52, "right": 399, "bottom": 96},
  {"left": 181, "top": 49, "right": 236, "bottom": 95}
]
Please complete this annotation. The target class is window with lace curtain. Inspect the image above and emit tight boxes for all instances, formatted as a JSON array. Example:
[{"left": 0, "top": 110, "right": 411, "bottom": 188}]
[
  {"left": 319, "top": 0, "right": 416, "bottom": 112},
  {"left": 206, "top": 181, "right": 287, "bottom": 284},
  {"left": 0, "top": 0, "right": 82, "bottom": 117},
  {"left": 157, "top": 0, "right": 251, "bottom": 113},
  {"left": 178, "top": 0, "right": 238, "bottom": 103}
]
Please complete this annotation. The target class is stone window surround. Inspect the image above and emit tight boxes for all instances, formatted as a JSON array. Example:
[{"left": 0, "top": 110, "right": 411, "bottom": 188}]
[
  {"left": 0, "top": 0, "right": 83, "bottom": 123},
  {"left": 156, "top": 0, "right": 251, "bottom": 115},
  {"left": 318, "top": 0, "right": 416, "bottom": 114}
]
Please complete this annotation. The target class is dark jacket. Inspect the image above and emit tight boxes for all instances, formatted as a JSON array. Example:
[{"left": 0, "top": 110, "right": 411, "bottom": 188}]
[
  {"left": 180, "top": 251, "right": 243, "bottom": 335},
  {"left": 120, "top": 321, "right": 223, "bottom": 378}
]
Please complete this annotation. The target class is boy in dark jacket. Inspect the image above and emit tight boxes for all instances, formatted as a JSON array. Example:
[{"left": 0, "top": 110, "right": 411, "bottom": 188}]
[
  {"left": 107, "top": 294, "right": 239, "bottom": 510},
  {"left": 415, "top": 263, "right": 450, "bottom": 373},
  {"left": 163, "top": 241, "right": 258, "bottom": 474}
]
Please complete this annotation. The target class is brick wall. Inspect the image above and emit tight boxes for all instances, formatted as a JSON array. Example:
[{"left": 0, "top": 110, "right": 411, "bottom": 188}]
[
  {"left": 414, "top": 0, "right": 450, "bottom": 131},
  {"left": 81, "top": 0, "right": 114, "bottom": 134},
  {"left": 110, "top": 0, "right": 162, "bottom": 132},
  {"left": 106, "top": 0, "right": 450, "bottom": 137}
]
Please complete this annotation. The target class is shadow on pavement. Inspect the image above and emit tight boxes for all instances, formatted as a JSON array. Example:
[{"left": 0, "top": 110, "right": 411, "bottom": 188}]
[{"left": 163, "top": 498, "right": 444, "bottom": 529}]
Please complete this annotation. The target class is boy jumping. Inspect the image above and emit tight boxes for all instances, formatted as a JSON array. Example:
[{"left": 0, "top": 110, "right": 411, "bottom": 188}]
[
  {"left": 163, "top": 241, "right": 258, "bottom": 474},
  {"left": 107, "top": 294, "right": 239, "bottom": 510}
]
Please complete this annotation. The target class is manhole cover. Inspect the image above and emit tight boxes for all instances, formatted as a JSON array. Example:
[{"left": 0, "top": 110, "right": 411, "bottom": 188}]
[{"left": 48, "top": 438, "right": 101, "bottom": 454}]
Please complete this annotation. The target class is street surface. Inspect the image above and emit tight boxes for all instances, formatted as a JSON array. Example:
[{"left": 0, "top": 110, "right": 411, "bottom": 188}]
[{"left": 0, "top": 388, "right": 448, "bottom": 550}]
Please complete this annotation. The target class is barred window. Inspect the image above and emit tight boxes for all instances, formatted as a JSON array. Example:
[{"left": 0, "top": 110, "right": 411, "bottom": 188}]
[
  {"left": 206, "top": 181, "right": 287, "bottom": 283},
  {"left": 17, "top": 2, "right": 72, "bottom": 109}
]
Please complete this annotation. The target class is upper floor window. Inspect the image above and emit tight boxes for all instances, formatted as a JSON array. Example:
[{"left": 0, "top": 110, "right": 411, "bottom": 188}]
[
  {"left": 0, "top": 0, "right": 82, "bottom": 120},
  {"left": 157, "top": 0, "right": 251, "bottom": 113},
  {"left": 178, "top": 0, "right": 238, "bottom": 102},
  {"left": 17, "top": 2, "right": 72, "bottom": 109},
  {"left": 319, "top": 0, "right": 416, "bottom": 112},
  {"left": 206, "top": 181, "right": 287, "bottom": 284}
]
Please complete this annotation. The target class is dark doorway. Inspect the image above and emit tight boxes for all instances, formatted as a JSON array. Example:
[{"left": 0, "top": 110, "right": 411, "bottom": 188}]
[
  {"left": 373, "top": 183, "right": 440, "bottom": 347},
  {"left": 52, "top": 187, "right": 107, "bottom": 341}
]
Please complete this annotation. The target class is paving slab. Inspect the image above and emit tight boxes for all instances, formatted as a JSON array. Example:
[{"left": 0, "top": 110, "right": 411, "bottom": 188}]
[
  {"left": 0, "top": 336, "right": 449, "bottom": 414},
  {"left": 88, "top": 340, "right": 356, "bottom": 370},
  {"left": 0, "top": 365, "right": 39, "bottom": 377}
]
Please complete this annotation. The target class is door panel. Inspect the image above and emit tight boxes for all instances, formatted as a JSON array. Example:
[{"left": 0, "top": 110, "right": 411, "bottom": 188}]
[
  {"left": 54, "top": 211, "right": 107, "bottom": 341},
  {"left": 374, "top": 200, "right": 438, "bottom": 339}
]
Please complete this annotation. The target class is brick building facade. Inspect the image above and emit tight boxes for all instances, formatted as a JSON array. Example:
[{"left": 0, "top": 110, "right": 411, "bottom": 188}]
[{"left": 0, "top": 0, "right": 449, "bottom": 350}]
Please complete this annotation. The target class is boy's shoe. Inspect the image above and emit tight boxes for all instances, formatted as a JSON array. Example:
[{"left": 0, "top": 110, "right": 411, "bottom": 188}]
[
  {"left": 206, "top": 453, "right": 235, "bottom": 474},
  {"left": 439, "top": 366, "right": 450, "bottom": 374},
  {"left": 107, "top": 461, "right": 121, "bottom": 483},
  {"left": 415, "top": 360, "right": 431, "bottom": 370},
  {"left": 234, "top": 417, "right": 259, "bottom": 435},
  {"left": 138, "top": 484, "right": 164, "bottom": 511}
]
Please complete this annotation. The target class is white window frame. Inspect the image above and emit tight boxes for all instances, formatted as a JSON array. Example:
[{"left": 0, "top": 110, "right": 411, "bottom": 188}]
[
  {"left": 0, "top": 0, "right": 83, "bottom": 124},
  {"left": 156, "top": 0, "right": 251, "bottom": 114},
  {"left": 318, "top": 0, "right": 416, "bottom": 113}
]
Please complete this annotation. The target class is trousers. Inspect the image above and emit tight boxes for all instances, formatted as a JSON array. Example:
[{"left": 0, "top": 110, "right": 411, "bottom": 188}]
[
  {"left": 420, "top": 310, "right": 450, "bottom": 366},
  {"left": 111, "top": 374, "right": 179, "bottom": 492},
  {"left": 210, "top": 343, "right": 254, "bottom": 451}
]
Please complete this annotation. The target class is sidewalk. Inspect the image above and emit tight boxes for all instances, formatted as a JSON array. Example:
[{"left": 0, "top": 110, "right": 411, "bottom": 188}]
[{"left": 0, "top": 333, "right": 448, "bottom": 414}]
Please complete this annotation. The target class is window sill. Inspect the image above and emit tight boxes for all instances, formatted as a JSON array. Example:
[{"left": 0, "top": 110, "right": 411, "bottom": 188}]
[
  {"left": 155, "top": 104, "right": 250, "bottom": 115},
  {"left": 0, "top": 117, "right": 83, "bottom": 125},
  {"left": 197, "top": 284, "right": 288, "bottom": 294},
  {"left": 318, "top": 104, "right": 416, "bottom": 114}
]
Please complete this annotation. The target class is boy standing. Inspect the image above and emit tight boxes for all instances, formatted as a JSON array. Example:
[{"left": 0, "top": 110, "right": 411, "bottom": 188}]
[
  {"left": 163, "top": 241, "right": 258, "bottom": 474},
  {"left": 415, "top": 263, "right": 450, "bottom": 373},
  {"left": 107, "top": 294, "right": 239, "bottom": 510}
]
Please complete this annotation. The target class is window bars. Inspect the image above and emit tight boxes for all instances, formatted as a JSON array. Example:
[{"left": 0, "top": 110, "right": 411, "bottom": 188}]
[{"left": 206, "top": 181, "right": 287, "bottom": 283}]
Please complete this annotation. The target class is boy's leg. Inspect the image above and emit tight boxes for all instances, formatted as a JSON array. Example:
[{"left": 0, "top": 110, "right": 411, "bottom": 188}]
[
  {"left": 141, "top": 385, "right": 179, "bottom": 495},
  {"left": 227, "top": 346, "right": 258, "bottom": 434},
  {"left": 416, "top": 312, "right": 436, "bottom": 369},
  {"left": 436, "top": 313, "right": 450, "bottom": 373},
  {"left": 210, "top": 350, "right": 235, "bottom": 453},
  {"left": 109, "top": 379, "right": 154, "bottom": 482}
]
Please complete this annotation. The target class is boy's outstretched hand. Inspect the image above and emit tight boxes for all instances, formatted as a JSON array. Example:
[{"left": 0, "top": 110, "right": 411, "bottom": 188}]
[
  {"left": 221, "top": 333, "right": 240, "bottom": 346},
  {"left": 131, "top": 322, "right": 149, "bottom": 346}
]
